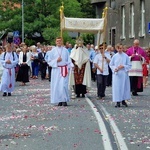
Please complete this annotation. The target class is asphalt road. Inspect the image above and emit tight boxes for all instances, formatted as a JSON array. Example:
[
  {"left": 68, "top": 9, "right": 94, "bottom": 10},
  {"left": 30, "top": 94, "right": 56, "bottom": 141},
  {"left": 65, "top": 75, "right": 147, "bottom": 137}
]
[
  {"left": 0, "top": 78, "right": 150, "bottom": 150},
  {"left": 0, "top": 79, "right": 104, "bottom": 150},
  {"left": 88, "top": 81, "right": 150, "bottom": 150}
]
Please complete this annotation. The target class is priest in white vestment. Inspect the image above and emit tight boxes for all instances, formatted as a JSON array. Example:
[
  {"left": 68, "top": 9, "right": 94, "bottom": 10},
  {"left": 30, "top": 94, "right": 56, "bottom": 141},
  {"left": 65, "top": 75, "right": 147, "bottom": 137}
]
[
  {"left": 69, "top": 38, "right": 91, "bottom": 97},
  {"left": 109, "top": 44, "right": 131, "bottom": 107},
  {"left": 0, "top": 43, "right": 18, "bottom": 96},
  {"left": 47, "top": 37, "right": 73, "bottom": 106}
]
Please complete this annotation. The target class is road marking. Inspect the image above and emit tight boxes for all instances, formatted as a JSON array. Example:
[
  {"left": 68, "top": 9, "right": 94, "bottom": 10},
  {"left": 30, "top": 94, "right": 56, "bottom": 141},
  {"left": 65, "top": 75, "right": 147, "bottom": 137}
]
[
  {"left": 85, "top": 97, "right": 113, "bottom": 150},
  {"left": 100, "top": 105, "right": 128, "bottom": 150}
]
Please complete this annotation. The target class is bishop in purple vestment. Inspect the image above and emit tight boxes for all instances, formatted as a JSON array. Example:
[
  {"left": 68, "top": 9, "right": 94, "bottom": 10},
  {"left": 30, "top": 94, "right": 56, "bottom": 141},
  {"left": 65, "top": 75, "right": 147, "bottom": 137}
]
[{"left": 126, "top": 39, "right": 146, "bottom": 96}]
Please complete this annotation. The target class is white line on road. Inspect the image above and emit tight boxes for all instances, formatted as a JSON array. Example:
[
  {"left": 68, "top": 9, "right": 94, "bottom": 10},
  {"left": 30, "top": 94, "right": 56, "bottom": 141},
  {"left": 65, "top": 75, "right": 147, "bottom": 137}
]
[
  {"left": 85, "top": 97, "right": 113, "bottom": 150},
  {"left": 100, "top": 105, "right": 129, "bottom": 150}
]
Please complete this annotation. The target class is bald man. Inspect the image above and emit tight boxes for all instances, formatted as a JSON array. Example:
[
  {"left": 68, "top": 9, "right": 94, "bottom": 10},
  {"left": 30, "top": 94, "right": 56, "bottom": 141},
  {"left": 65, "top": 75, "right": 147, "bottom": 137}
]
[{"left": 126, "top": 39, "right": 146, "bottom": 96}]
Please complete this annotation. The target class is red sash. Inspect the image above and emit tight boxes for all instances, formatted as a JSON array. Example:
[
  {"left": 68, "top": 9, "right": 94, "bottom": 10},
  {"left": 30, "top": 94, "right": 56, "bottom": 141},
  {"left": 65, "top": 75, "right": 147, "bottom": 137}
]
[
  {"left": 8, "top": 68, "right": 12, "bottom": 88},
  {"left": 58, "top": 65, "right": 68, "bottom": 77}
]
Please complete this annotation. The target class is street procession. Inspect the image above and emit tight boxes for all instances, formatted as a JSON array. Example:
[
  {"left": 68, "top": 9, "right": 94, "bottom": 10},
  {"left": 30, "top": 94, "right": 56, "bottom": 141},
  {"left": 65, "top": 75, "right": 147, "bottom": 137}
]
[{"left": 0, "top": 0, "right": 149, "bottom": 150}]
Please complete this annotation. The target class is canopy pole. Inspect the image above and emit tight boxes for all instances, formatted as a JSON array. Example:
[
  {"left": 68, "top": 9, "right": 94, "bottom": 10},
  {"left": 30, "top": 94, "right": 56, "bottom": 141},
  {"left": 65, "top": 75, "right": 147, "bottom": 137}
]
[
  {"left": 102, "top": 5, "right": 108, "bottom": 46},
  {"left": 102, "top": 5, "right": 108, "bottom": 71},
  {"left": 97, "top": 30, "right": 101, "bottom": 47},
  {"left": 59, "top": 2, "right": 64, "bottom": 39}
]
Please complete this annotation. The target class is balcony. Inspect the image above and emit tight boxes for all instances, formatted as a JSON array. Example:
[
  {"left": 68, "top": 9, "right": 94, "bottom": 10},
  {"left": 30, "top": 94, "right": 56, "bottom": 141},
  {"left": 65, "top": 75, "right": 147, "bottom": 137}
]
[{"left": 91, "top": 0, "right": 106, "bottom": 4}]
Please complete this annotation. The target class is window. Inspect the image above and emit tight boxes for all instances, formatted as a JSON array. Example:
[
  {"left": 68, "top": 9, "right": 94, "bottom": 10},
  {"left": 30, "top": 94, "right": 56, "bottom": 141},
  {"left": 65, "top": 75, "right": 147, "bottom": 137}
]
[
  {"left": 110, "top": 0, "right": 116, "bottom": 9},
  {"left": 121, "top": 5, "right": 125, "bottom": 39},
  {"left": 139, "top": 0, "right": 145, "bottom": 37},
  {"left": 129, "top": 3, "right": 135, "bottom": 38}
]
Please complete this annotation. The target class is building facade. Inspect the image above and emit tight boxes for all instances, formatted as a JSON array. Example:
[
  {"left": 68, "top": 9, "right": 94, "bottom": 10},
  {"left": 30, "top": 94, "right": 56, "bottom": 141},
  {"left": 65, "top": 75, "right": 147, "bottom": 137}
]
[{"left": 91, "top": 0, "right": 150, "bottom": 47}]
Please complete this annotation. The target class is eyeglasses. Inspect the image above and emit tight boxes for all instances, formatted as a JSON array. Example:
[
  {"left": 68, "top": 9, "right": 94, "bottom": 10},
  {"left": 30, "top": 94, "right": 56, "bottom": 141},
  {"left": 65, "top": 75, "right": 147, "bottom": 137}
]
[{"left": 99, "top": 48, "right": 103, "bottom": 49}]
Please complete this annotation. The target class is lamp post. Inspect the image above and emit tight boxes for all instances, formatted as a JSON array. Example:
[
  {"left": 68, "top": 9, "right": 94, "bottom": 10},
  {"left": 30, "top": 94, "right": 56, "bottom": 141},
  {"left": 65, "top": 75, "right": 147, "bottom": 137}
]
[{"left": 22, "top": 0, "right": 24, "bottom": 42}]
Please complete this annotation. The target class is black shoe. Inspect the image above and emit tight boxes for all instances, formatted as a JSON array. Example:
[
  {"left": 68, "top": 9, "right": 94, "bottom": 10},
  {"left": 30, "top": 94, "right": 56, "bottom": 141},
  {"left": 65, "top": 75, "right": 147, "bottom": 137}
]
[
  {"left": 8, "top": 93, "right": 11, "bottom": 96},
  {"left": 76, "top": 94, "right": 80, "bottom": 98},
  {"left": 3, "top": 92, "right": 7, "bottom": 96},
  {"left": 82, "top": 94, "right": 85, "bottom": 98},
  {"left": 115, "top": 102, "right": 120, "bottom": 108},
  {"left": 101, "top": 94, "right": 105, "bottom": 97},
  {"left": 132, "top": 92, "right": 138, "bottom": 96},
  {"left": 58, "top": 102, "right": 62, "bottom": 106},
  {"left": 62, "top": 102, "right": 68, "bottom": 106},
  {"left": 122, "top": 100, "right": 128, "bottom": 107}
]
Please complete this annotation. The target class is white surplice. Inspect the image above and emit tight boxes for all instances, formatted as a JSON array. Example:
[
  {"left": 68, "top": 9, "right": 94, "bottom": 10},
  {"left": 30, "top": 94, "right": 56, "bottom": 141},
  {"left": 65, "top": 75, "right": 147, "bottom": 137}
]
[
  {"left": 47, "top": 46, "right": 73, "bottom": 104},
  {"left": 109, "top": 52, "right": 131, "bottom": 102},
  {"left": 0, "top": 52, "right": 18, "bottom": 92}
]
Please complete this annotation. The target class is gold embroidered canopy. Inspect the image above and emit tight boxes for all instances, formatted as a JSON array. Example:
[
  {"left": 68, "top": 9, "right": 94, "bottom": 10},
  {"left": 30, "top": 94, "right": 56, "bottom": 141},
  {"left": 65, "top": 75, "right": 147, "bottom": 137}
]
[
  {"left": 61, "top": 17, "right": 104, "bottom": 33},
  {"left": 59, "top": 2, "right": 108, "bottom": 45}
]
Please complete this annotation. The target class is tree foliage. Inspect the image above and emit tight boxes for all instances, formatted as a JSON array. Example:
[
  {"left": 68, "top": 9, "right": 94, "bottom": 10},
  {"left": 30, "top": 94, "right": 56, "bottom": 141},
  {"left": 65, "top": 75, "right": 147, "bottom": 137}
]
[{"left": 0, "top": 0, "right": 95, "bottom": 44}]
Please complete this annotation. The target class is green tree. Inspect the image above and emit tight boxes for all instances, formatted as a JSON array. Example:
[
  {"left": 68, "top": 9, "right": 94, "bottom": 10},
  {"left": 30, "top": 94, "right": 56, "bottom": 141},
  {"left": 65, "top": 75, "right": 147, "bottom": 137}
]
[
  {"left": 0, "top": 0, "right": 95, "bottom": 44},
  {"left": 77, "top": 0, "right": 95, "bottom": 18}
]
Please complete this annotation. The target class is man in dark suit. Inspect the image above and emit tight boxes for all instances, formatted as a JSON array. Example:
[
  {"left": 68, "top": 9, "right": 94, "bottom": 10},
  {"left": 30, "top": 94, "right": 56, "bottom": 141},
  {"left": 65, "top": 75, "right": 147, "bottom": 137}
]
[{"left": 38, "top": 46, "right": 47, "bottom": 80}]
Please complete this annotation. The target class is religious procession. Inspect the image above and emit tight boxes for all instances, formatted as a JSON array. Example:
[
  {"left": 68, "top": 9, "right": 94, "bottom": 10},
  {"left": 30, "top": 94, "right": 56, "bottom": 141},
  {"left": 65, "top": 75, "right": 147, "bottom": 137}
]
[
  {"left": 0, "top": 36, "right": 150, "bottom": 108},
  {"left": 0, "top": 1, "right": 150, "bottom": 150},
  {"left": 0, "top": 2, "right": 150, "bottom": 108}
]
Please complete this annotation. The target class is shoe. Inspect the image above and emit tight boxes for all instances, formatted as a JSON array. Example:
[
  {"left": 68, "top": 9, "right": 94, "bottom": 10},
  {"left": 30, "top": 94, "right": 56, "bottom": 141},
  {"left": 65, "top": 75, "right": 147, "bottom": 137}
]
[
  {"left": 115, "top": 102, "right": 120, "bottom": 108},
  {"left": 3, "top": 92, "right": 7, "bottom": 96},
  {"left": 58, "top": 102, "right": 62, "bottom": 106},
  {"left": 100, "top": 95, "right": 105, "bottom": 98},
  {"left": 122, "top": 100, "right": 128, "bottom": 107},
  {"left": 82, "top": 94, "right": 85, "bottom": 98},
  {"left": 132, "top": 92, "right": 138, "bottom": 96},
  {"left": 103, "top": 94, "right": 105, "bottom": 97},
  {"left": 76, "top": 94, "right": 80, "bottom": 98},
  {"left": 62, "top": 102, "right": 68, "bottom": 106},
  {"left": 8, "top": 93, "right": 11, "bottom": 96}
]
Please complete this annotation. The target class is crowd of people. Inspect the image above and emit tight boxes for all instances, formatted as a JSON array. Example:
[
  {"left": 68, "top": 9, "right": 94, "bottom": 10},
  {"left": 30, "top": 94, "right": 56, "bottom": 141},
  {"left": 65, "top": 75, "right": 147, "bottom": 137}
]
[{"left": 0, "top": 37, "right": 150, "bottom": 107}]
